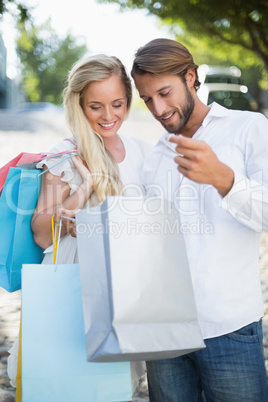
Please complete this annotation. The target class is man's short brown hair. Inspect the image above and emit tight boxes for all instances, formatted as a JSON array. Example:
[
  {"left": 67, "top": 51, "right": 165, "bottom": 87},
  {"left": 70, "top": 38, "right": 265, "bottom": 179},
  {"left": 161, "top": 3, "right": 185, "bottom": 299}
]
[{"left": 131, "top": 38, "right": 200, "bottom": 90}]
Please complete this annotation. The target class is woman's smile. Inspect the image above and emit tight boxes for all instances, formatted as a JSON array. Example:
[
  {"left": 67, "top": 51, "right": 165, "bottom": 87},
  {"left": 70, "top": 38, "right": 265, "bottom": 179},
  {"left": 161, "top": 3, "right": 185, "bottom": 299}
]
[{"left": 98, "top": 120, "right": 118, "bottom": 130}]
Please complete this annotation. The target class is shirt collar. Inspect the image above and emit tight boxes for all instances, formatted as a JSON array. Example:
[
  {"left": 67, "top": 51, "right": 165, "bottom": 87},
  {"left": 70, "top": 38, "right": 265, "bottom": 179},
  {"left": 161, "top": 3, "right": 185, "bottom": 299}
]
[
  {"left": 205, "top": 102, "right": 230, "bottom": 119},
  {"left": 159, "top": 102, "right": 228, "bottom": 148}
]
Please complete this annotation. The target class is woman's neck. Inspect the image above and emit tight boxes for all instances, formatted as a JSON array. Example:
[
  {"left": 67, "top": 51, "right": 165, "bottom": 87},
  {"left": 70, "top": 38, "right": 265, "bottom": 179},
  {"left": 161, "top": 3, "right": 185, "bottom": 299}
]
[{"left": 103, "top": 134, "right": 125, "bottom": 163}]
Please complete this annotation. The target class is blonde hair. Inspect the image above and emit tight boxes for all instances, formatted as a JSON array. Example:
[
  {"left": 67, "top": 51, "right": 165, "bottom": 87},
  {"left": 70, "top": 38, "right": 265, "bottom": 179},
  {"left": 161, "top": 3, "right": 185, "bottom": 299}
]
[
  {"left": 131, "top": 38, "right": 200, "bottom": 90},
  {"left": 63, "top": 54, "right": 132, "bottom": 203}
]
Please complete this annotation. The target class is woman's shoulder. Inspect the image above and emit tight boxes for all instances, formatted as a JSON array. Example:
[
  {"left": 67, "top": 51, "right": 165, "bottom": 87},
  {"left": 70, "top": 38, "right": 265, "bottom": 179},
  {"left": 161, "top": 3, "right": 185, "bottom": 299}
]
[
  {"left": 36, "top": 137, "right": 77, "bottom": 179},
  {"left": 47, "top": 137, "right": 76, "bottom": 154}
]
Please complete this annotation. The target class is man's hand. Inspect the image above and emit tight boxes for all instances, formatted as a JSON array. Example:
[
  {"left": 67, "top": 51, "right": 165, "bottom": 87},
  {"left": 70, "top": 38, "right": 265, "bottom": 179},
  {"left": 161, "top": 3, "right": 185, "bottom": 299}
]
[{"left": 169, "top": 134, "right": 234, "bottom": 197}]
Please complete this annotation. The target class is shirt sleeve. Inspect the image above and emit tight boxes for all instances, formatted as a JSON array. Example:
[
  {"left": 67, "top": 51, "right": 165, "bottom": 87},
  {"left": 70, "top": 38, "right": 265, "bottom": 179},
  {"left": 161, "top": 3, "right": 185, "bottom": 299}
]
[
  {"left": 221, "top": 113, "right": 268, "bottom": 232},
  {"left": 36, "top": 137, "right": 77, "bottom": 184}
]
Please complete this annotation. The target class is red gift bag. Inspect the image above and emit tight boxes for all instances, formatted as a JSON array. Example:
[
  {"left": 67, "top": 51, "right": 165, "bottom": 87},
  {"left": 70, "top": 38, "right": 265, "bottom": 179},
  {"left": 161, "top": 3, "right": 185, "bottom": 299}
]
[
  {"left": 0, "top": 138, "right": 77, "bottom": 194},
  {"left": 0, "top": 152, "right": 47, "bottom": 193}
]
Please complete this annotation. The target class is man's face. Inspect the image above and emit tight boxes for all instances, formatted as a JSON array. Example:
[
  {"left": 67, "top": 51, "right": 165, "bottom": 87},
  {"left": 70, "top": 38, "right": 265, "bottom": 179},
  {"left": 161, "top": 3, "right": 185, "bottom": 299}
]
[{"left": 133, "top": 73, "right": 195, "bottom": 134}]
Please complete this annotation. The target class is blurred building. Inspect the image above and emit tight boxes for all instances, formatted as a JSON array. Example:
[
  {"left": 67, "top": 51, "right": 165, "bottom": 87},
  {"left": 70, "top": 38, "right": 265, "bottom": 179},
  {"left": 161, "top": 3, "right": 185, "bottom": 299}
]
[
  {"left": 0, "top": 36, "right": 24, "bottom": 109},
  {"left": 0, "top": 36, "right": 7, "bottom": 108}
]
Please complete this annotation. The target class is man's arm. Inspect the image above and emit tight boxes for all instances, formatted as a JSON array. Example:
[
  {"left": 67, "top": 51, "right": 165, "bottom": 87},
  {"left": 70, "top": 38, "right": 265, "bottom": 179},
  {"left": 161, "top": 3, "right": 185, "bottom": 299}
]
[{"left": 169, "top": 113, "right": 268, "bottom": 232}]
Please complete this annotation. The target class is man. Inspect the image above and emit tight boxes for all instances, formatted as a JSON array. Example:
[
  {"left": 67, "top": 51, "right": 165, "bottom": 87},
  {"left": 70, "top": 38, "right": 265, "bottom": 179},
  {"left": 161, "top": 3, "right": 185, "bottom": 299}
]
[{"left": 131, "top": 38, "right": 268, "bottom": 401}]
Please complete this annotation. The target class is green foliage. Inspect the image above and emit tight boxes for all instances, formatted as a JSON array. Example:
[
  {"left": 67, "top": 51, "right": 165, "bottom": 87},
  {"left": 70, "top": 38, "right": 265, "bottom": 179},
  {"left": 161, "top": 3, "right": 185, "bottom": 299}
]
[
  {"left": 100, "top": 0, "right": 268, "bottom": 73},
  {"left": 23, "top": 71, "right": 39, "bottom": 102},
  {"left": 16, "top": 20, "right": 87, "bottom": 104},
  {"left": 0, "top": 0, "right": 30, "bottom": 23},
  {"left": 175, "top": 31, "right": 267, "bottom": 91}
]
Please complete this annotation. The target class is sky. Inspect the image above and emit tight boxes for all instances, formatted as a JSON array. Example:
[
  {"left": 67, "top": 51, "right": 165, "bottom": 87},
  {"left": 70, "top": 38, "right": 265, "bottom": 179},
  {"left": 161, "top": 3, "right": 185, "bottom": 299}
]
[{"left": 1, "top": 0, "right": 175, "bottom": 79}]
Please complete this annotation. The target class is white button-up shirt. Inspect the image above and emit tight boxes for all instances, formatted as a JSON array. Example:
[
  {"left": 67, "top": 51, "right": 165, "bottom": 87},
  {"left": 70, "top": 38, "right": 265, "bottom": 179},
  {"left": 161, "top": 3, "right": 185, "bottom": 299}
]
[{"left": 142, "top": 102, "right": 268, "bottom": 339}]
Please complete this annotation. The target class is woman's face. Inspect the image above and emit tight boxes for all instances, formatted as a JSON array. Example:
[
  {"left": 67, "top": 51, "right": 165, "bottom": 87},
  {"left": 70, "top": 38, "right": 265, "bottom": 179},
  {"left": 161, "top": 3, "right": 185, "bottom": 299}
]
[{"left": 82, "top": 74, "right": 128, "bottom": 139}]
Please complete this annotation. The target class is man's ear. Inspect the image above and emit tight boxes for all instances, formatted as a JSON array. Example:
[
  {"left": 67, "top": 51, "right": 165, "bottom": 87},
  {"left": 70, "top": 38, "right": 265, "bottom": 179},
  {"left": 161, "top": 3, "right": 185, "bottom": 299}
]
[{"left": 185, "top": 68, "right": 196, "bottom": 88}]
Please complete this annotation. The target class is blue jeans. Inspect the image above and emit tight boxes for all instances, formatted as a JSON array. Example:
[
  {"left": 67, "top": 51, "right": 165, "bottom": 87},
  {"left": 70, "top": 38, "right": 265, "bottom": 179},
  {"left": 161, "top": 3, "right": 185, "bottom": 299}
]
[{"left": 146, "top": 320, "right": 268, "bottom": 401}]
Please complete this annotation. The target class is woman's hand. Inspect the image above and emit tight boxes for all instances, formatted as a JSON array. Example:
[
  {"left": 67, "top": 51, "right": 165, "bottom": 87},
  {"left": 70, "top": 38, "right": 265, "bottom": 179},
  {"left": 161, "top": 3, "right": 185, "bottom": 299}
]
[
  {"left": 52, "top": 157, "right": 93, "bottom": 239},
  {"left": 31, "top": 156, "right": 93, "bottom": 248},
  {"left": 54, "top": 207, "right": 79, "bottom": 238},
  {"left": 71, "top": 155, "right": 93, "bottom": 197}
]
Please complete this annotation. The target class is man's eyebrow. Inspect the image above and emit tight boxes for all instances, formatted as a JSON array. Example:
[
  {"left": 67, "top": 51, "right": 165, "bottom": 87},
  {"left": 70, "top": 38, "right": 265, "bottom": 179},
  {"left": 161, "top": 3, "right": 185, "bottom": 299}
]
[
  {"left": 140, "top": 85, "right": 171, "bottom": 99},
  {"left": 157, "top": 85, "right": 171, "bottom": 93}
]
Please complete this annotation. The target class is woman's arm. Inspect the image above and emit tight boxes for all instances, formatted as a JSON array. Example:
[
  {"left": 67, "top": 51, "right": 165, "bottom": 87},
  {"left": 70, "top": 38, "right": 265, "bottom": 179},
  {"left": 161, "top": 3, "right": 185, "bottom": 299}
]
[{"left": 31, "top": 156, "right": 93, "bottom": 249}]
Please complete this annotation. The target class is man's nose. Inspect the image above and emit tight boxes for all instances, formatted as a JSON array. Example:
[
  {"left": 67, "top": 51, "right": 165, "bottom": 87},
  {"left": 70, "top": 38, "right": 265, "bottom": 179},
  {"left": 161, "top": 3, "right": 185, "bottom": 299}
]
[{"left": 152, "top": 99, "right": 166, "bottom": 118}]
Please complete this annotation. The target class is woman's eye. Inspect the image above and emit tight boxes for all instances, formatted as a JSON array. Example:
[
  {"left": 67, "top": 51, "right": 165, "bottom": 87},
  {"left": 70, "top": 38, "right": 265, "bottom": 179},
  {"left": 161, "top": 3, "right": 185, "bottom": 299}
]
[
  {"left": 90, "top": 106, "right": 100, "bottom": 110},
  {"left": 113, "top": 104, "right": 122, "bottom": 108}
]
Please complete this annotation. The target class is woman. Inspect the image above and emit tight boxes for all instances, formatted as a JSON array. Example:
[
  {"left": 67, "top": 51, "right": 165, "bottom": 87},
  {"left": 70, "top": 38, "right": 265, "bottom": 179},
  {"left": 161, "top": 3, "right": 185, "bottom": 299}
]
[
  {"left": 8, "top": 54, "right": 151, "bottom": 395},
  {"left": 32, "top": 54, "right": 151, "bottom": 256}
]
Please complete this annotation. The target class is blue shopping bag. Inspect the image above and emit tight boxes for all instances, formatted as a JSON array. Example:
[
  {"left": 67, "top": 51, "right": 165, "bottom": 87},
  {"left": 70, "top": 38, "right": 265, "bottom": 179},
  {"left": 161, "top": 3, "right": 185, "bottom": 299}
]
[
  {"left": 21, "top": 263, "right": 132, "bottom": 402},
  {"left": 0, "top": 168, "right": 43, "bottom": 292}
]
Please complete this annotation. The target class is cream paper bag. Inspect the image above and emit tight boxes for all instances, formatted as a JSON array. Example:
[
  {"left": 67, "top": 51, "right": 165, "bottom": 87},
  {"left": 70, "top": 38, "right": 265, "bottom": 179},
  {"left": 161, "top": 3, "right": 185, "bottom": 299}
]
[{"left": 76, "top": 196, "right": 205, "bottom": 362}]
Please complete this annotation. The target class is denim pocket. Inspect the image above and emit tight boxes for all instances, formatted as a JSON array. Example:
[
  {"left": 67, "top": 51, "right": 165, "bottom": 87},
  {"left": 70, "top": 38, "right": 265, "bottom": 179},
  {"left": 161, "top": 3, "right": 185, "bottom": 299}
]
[{"left": 224, "top": 321, "right": 260, "bottom": 343}]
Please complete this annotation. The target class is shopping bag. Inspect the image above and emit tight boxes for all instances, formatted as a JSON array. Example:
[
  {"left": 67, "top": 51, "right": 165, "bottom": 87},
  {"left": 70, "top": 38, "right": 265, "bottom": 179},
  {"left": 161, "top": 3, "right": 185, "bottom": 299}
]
[
  {"left": 0, "top": 167, "right": 43, "bottom": 292},
  {"left": 21, "top": 263, "right": 132, "bottom": 402},
  {"left": 0, "top": 148, "right": 79, "bottom": 292},
  {"left": 76, "top": 196, "right": 205, "bottom": 362},
  {"left": 0, "top": 139, "right": 77, "bottom": 193},
  {"left": 16, "top": 315, "right": 22, "bottom": 402},
  {"left": 0, "top": 152, "right": 46, "bottom": 193}
]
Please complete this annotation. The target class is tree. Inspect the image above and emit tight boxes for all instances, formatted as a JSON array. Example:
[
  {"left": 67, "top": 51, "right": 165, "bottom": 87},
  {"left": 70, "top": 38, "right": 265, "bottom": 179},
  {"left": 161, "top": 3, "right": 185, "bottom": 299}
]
[
  {"left": 176, "top": 32, "right": 267, "bottom": 104},
  {"left": 0, "top": 0, "right": 30, "bottom": 23},
  {"left": 100, "top": 0, "right": 268, "bottom": 71},
  {"left": 16, "top": 20, "right": 87, "bottom": 103}
]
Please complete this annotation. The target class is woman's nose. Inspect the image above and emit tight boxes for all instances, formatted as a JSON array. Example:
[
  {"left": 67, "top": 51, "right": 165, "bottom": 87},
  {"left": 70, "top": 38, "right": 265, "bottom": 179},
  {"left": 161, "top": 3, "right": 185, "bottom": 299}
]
[{"left": 102, "top": 107, "right": 113, "bottom": 121}]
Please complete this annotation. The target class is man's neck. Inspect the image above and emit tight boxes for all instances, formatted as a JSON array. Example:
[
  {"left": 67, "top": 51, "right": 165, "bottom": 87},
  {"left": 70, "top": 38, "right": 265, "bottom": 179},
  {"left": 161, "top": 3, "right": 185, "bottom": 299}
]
[{"left": 181, "top": 102, "right": 210, "bottom": 138}]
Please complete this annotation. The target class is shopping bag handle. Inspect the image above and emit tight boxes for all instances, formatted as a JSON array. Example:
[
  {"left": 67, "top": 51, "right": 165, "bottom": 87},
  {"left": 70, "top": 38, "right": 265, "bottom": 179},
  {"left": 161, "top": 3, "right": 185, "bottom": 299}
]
[
  {"left": 39, "top": 152, "right": 79, "bottom": 176},
  {"left": 52, "top": 215, "right": 62, "bottom": 265}
]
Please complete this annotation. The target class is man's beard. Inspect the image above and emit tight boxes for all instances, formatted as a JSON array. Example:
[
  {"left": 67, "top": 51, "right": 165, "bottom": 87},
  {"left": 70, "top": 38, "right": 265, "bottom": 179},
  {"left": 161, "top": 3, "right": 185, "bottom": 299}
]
[{"left": 161, "top": 84, "right": 195, "bottom": 134}]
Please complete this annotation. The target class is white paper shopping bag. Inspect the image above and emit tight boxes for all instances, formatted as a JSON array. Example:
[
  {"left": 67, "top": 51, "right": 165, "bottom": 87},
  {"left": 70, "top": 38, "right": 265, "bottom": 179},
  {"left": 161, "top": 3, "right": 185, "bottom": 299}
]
[
  {"left": 76, "top": 196, "right": 205, "bottom": 362},
  {"left": 21, "top": 263, "right": 132, "bottom": 401}
]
